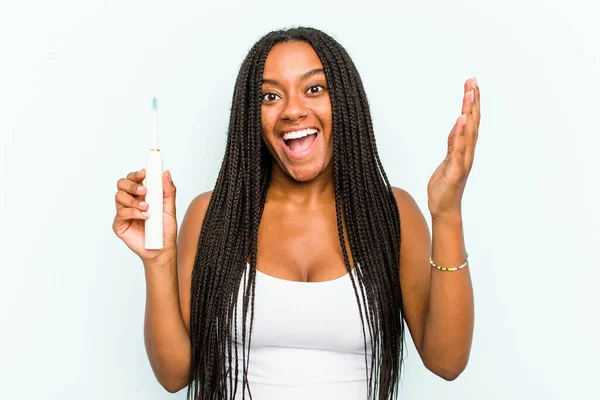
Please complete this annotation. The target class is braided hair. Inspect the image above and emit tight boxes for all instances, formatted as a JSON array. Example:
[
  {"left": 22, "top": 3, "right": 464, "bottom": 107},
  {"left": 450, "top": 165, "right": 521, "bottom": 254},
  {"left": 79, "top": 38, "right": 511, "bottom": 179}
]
[{"left": 187, "top": 27, "right": 404, "bottom": 400}]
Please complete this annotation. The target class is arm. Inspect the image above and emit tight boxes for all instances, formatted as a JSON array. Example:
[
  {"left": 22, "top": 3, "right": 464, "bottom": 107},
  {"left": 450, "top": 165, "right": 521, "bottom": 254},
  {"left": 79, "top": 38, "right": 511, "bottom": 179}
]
[
  {"left": 395, "top": 77, "right": 480, "bottom": 380},
  {"left": 143, "top": 191, "right": 212, "bottom": 392},
  {"left": 394, "top": 188, "right": 474, "bottom": 381}
]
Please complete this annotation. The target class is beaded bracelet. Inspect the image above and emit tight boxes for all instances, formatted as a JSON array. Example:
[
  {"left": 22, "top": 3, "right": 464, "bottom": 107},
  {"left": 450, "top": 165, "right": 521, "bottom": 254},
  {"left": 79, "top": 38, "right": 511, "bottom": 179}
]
[{"left": 430, "top": 252, "right": 469, "bottom": 272}]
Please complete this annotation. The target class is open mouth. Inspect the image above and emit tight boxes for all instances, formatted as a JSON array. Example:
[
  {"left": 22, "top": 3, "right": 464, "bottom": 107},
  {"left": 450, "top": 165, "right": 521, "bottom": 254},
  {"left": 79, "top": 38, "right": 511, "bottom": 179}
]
[{"left": 281, "top": 128, "right": 319, "bottom": 157}]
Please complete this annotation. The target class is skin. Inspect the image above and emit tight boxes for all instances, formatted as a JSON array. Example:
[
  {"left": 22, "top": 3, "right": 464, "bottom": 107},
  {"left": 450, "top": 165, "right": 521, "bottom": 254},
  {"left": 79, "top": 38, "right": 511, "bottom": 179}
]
[
  {"left": 256, "top": 41, "right": 353, "bottom": 280},
  {"left": 113, "top": 40, "right": 479, "bottom": 392}
]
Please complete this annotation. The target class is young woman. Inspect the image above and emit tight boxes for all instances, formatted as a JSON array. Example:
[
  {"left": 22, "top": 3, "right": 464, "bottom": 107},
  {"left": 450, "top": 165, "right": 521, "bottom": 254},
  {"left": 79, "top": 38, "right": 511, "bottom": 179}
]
[{"left": 113, "top": 27, "right": 478, "bottom": 400}]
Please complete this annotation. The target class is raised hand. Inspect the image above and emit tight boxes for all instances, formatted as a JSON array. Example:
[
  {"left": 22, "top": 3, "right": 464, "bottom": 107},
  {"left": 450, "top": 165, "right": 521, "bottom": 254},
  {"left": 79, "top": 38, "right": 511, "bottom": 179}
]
[{"left": 427, "top": 77, "right": 481, "bottom": 221}]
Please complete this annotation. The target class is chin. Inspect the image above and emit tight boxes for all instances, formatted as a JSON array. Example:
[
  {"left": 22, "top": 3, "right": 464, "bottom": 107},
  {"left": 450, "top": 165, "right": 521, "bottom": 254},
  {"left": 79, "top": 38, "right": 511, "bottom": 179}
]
[
  {"left": 284, "top": 157, "right": 328, "bottom": 182},
  {"left": 285, "top": 163, "right": 322, "bottom": 182}
]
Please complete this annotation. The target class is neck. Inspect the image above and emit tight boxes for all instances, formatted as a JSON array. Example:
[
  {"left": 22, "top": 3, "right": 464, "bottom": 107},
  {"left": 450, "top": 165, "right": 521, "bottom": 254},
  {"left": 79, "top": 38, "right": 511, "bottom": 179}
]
[{"left": 266, "top": 160, "right": 335, "bottom": 210}]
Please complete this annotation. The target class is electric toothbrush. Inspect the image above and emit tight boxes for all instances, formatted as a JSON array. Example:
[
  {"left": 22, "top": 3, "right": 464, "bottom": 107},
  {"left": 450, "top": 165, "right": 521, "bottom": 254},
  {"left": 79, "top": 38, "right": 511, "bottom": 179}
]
[{"left": 144, "top": 97, "right": 163, "bottom": 249}]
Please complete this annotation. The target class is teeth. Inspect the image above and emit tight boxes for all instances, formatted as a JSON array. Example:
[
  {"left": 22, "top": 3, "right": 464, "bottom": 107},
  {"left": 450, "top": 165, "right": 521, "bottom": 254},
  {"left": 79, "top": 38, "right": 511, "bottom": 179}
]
[{"left": 282, "top": 128, "right": 318, "bottom": 141}]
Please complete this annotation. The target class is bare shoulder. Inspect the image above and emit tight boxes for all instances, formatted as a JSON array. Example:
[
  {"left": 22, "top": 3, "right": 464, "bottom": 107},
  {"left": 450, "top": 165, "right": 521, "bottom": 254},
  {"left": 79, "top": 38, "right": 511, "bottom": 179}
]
[
  {"left": 177, "top": 190, "right": 213, "bottom": 334},
  {"left": 181, "top": 191, "right": 213, "bottom": 229},
  {"left": 178, "top": 191, "right": 213, "bottom": 253},
  {"left": 391, "top": 186, "right": 419, "bottom": 214}
]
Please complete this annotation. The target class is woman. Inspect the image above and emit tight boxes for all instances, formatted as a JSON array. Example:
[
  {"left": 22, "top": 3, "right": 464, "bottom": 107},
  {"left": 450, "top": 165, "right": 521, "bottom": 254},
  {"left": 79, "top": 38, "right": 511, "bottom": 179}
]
[{"left": 113, "top": 27, "right": 478, "bottom": 400}]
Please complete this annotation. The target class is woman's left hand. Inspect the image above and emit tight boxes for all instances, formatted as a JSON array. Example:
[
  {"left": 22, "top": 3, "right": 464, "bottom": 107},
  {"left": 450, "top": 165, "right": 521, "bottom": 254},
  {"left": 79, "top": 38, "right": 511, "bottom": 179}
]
[{"left": 427, "top": 77, "right": 481, "bottom": 221}]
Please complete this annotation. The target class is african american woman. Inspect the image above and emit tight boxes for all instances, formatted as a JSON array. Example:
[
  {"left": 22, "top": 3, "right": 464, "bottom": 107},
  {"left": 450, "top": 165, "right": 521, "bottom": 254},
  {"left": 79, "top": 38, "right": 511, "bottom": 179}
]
[{"left": 113, "top": 27, "right": 478, "bottom": 400}]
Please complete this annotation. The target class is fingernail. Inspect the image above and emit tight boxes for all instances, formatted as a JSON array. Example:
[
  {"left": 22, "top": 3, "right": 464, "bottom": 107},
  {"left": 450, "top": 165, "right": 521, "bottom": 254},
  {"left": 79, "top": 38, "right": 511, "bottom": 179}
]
[
  {"left": 460, "top": 114, "right": 467, "bottom": 124},
  {"left": 139, "top": 201, "right": 147, "bottom": 207},
  {"left": 168, "top": 171, "right": 172, "bottom": 182},
  {"left": 142, "top": 211, "right": 150, "bottom": 218},
  {"left": 137, "top": 185, "right": 144, "bottom": 192},
  {"left": 137, "top": 169, "right": 142, "bottom": 176},
  {"left": 470, "top": 89, "right": 475, "bottom": 103},
  {"left": 472, "top": 76, "right": 478, "bottom": 88}
]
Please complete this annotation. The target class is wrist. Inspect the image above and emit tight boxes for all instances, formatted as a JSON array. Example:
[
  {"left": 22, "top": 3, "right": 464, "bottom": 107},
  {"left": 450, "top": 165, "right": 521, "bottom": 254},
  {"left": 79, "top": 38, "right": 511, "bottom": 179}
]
[
  {"left": 431, "top": 212, "right": 463, "bottom": 226},
  {"left": 143, "top": 250, "right": 177, "bottom": 270}
]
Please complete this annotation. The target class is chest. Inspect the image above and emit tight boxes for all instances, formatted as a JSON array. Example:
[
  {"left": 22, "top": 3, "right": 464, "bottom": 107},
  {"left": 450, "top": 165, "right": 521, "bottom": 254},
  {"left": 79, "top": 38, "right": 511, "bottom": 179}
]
[
  {"left": 233, "top": 265, "right": 371, "bottom": 353},
  {"left": 256, "top": 202, "right": 353, "bottom": 282}
]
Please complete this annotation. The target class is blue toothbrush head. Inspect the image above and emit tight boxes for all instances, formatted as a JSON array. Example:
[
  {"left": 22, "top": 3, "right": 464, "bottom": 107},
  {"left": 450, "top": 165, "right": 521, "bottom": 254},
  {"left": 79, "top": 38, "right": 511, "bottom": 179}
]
[{"left": 152, "top": 97, "right": 158, "bottom": 111}]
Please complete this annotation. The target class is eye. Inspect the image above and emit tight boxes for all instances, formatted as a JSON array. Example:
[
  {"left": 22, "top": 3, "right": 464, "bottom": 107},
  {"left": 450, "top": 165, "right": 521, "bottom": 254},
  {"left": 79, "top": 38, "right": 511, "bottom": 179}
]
[
  {"left": 262, "top": 93, "right": 279, "bottom": 102},
  {"left": 306, "top": 85, "right": 325, "bottom": 95}
]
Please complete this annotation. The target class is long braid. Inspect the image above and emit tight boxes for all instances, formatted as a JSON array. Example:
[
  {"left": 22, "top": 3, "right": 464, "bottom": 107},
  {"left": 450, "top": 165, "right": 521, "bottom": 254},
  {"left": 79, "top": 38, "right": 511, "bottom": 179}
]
[
  {"left": 187, "top": 27, "right": 404, "bottom": 400},
  {"left": 316, "top": 31, "right": 397, "bottom": 399},
  {"left": 354, "top": 53, "right": 404, "bottom": 399},
  {"left": 340, "top": 43, "right": 398, "bottom": 398},
  {"left": 316, "top": 33, "right": 380, "bottom": 398}
]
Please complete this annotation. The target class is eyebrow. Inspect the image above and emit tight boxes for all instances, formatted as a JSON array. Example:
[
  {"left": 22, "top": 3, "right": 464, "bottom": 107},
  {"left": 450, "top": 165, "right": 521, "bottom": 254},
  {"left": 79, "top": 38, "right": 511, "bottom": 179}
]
[{"left": 262, "top": 68, "right": 325, "bottom": 85}]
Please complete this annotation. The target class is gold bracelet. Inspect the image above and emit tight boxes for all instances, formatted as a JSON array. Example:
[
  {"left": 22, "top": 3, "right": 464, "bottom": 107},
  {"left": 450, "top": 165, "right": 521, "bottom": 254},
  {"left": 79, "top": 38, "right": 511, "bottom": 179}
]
[{"left": 430, "top": 252, "right": 469, "bottom": 272}]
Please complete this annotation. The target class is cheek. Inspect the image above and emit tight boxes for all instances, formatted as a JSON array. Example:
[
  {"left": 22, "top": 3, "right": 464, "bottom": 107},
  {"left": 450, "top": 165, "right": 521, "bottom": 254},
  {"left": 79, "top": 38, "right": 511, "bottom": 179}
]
[
  {"left": 261, "top": 107, "right": 278, "bottom": 130},
  {"left": 261, "top": 112, "right": 283, "bottom": 152},
  {"left": 260, "top": 110, "right": 268, "bottom": 134},
  {"left": 260, "top": 111, "right": 278, "bottom": 154},
  {"left": 319, "top": 117, "right": 333, "bottom": 149},
  {"left": 314, "top": 102, "right": 332, "bottom": 131}
]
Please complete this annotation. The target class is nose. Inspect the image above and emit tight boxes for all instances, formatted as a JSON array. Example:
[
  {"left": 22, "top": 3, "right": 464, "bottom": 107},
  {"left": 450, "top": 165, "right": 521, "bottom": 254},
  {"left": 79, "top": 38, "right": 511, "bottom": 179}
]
[{"left": 280, "top": 93, "right": 308, "bottom": 122}]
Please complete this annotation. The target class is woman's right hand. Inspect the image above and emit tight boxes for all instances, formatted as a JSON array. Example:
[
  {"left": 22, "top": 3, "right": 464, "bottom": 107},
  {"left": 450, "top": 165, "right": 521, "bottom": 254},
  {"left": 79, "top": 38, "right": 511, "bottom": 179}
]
[{"left": 113, "top": 168, "right": 179, "bottom": 266}]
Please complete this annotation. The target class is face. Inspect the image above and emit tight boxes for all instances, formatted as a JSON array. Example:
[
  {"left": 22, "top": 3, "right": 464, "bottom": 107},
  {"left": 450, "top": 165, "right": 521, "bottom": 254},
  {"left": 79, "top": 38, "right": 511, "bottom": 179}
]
[{"left": 260, "top": 41, "right": 333, "bottom": 182}]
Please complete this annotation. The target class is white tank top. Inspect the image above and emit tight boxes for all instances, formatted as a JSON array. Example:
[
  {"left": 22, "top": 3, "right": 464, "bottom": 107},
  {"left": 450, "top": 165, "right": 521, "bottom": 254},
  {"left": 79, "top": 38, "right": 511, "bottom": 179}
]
[{"left": 226, "top": 263, "right": 374, "bottom": 400}]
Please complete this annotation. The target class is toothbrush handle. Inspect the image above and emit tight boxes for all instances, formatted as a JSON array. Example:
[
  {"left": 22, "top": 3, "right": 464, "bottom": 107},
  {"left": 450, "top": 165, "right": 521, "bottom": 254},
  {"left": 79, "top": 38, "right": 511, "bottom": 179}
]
[{"left": 144, "top": 150, "right": 164, "bottom": 249}]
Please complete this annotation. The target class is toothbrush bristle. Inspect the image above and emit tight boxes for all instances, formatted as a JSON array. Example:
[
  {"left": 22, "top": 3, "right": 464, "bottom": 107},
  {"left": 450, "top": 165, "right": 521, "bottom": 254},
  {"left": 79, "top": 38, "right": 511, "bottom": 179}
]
[{"left": 152, "top": 97, "right": 158, "bottom": 110}]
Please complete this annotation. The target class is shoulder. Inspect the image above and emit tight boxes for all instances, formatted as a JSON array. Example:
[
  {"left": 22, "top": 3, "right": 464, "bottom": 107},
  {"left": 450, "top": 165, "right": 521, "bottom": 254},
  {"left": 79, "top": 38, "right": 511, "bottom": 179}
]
[
  {"left": 389, "top": 186, "right": 431, "bottom": 258},
  {"left": 184, "top": 191, "right": 212, "bottom": 224},
  {"left": 177, "top": 191, "right": 212, "bottom": 266},
  {"left": 390, "top": 186, "right": 425, "bottom": 221}
]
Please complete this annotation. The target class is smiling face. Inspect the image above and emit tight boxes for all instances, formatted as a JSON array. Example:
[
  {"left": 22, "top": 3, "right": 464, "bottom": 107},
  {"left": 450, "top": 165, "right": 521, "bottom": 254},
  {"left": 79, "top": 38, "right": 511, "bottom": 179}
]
[{"left": 260, "top": 40, "right": 333, "bottom": 182}]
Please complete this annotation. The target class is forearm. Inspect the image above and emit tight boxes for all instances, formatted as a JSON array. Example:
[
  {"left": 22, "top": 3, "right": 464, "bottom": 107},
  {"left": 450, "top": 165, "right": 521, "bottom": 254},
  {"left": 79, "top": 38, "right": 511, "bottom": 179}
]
[
  {"left": 143, "top": 255, "right": 191, "bottom": 392},
  {"left": 421, "top": 215, "right": 474, "bottom": 380}
]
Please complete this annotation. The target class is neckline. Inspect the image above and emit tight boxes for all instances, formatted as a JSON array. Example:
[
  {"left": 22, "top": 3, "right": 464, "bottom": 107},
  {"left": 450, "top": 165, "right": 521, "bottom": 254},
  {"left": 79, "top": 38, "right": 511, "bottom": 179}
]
[{"left": 246, "top": 262, "right": 358, "bottom": 285}]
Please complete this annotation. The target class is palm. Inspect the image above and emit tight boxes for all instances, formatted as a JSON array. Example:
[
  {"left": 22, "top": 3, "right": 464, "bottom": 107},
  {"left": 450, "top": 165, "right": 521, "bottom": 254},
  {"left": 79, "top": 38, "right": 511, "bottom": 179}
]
[{"left": 427, "top": 154, "right": 466, "bottom": 216}]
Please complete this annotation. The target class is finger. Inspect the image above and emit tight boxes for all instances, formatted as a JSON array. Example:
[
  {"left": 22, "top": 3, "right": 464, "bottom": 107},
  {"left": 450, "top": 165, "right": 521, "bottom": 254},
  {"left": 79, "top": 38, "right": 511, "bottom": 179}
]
[
  {"left": 471, "top": 78, "right": 481, "bottom": 119},
  {"left": 162, "top": 170, "right": 177, "bottom": 217},
  {"left": 472, "top": 78, "right": 481, "bottom": 136},
  {"left": 115, "top": 189, "right": 149, "bottom": 211},
  {"left": 464, "top": 111, "right": 477, "bottom": 170},
  {"left": 447, "top": 128, "right": 454, "bottom": 157},
  {"left": 469, "top": 78, "right": 480, "bottom": 162},
  {"left": 461, "top": 79, "right": 475, "bottom": 116},
  {"left": 446, "top": 115, "right": 462, "bottom": 157},
  {"left": 127, "top": 168, "right": 146, "bottom": 183},
  {"left": 115, "top": 205, "right": 151, "bottom": 223},
  {"left": 117, "top": 176, "right": 147, "bottom": 197},
  {"left": 450, "top": 114, "right": 467, "bottom": 164}
]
